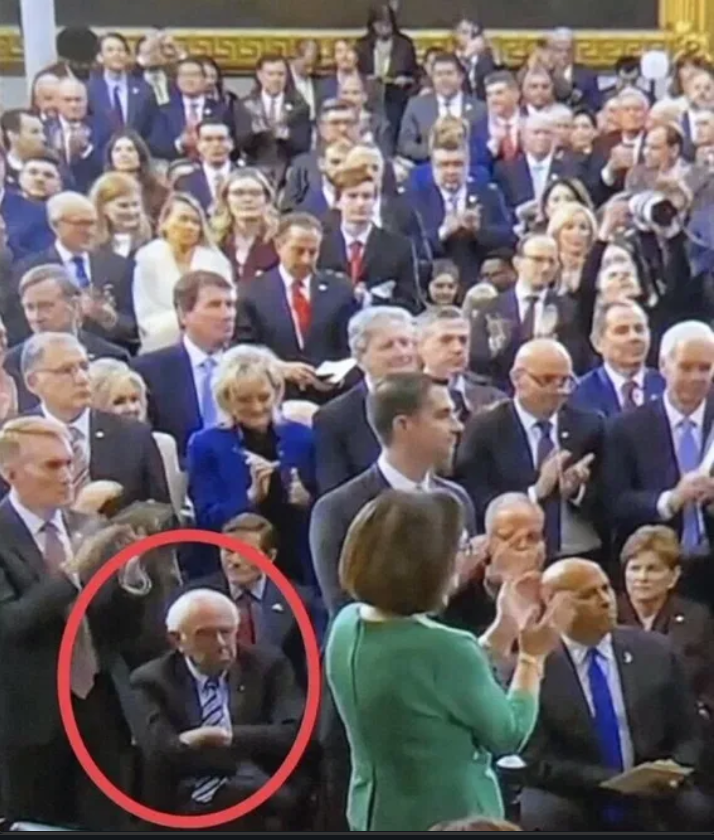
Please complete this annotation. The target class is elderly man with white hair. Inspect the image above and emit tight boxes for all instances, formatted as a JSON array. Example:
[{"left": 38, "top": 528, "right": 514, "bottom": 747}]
[
  {"left": 13, "top": 191, "right": 137, "bottom": 350},
  {"left": 604, "top": 321, "right": 714, "bottom": 605},
  {"left": 129, "top": 587, "right": 306, "bottom": 825},
  {"left": 546, "top": 27, "right": 601, "bottom": 112},
  {"left": 313, "top": 306, "right": 417, "bottom": 494}
]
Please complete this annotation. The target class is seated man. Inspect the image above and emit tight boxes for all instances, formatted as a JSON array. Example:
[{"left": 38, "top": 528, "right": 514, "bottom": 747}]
[
  {"left": 521, "top": 558, "right": 713, "bottom": 832},
  {"left": 130, "top": 589, "right": 307, "bottom": 827}
]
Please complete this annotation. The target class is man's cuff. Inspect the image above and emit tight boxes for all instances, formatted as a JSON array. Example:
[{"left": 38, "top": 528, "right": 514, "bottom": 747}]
[
  {"left": 527, "top": 485, "right": 539, "bottom": 504},
  {"left": 657, "top": 491, "right": 676, "bottom": 521},
  {"left": 601, "top": 166, "right": 616, "bottom": 187},
  {"left": 570, "top": 484, "right": 587, "bottom": 508},
  {"left": 119, "top": 556, "right": 152, "bottom": 596}
]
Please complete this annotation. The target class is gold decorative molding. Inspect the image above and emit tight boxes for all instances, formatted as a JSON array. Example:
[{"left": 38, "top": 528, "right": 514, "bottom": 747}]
[{"left": 0, "top": 23, "right": 709, "bottom": 75}]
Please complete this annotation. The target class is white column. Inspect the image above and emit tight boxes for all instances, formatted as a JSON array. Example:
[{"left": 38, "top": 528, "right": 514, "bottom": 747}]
[{"left": 20, "top": 0, "right": 57, "bottom": 93}]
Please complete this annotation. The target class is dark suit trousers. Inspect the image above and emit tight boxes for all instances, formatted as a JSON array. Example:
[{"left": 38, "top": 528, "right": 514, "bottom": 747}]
[{"left": 0, "top": 675, "right": 133, "bottom": 831}]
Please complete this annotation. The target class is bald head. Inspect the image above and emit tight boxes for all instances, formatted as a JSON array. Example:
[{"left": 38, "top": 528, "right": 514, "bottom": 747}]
[
  {"left": 511, "top": 339, "right": 573, "bottom": 420},
  {"left": 57, "top": 77, "right": 88, "bottom": 122},
  {"left": 542, "top": 558, "right": 616, "bottom": 645}
]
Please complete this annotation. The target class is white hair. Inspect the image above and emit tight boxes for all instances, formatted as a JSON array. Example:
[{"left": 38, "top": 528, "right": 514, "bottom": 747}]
[
  {"left": 20, "top": 331, "right": 84, "bottom": 378},
  {"left": 618, "top": 87, "right": 650, "bottom": 110},
  {"left": 484, "top": 493, "right": 541, "bottom": 533},
  {"left": 524, "top": 112, "right": 555, "bottom": 132},
  {"left": 166, "top": 589, "right": 239, "bottom": 634},
  {"left": 660, "top": 321, "right": 714, "bottom": 362},
  {"left": 47, "top": 191, "right": 96, "bottom": 226},
  {"left": 348, "top": 306, "right": 415, "bottom": 360},
  {"left": 548, "top": 104, "right": 574, "bottom": 121}
]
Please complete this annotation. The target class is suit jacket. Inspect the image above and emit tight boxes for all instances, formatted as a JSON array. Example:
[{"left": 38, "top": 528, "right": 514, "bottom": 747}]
[
  {"left": 455, "top": 400, "right": 605, "bottom": 533},
  {"left": 410, "top": 179, "right": 515, "bottom": 291},
  {"left": 6, "top": 330, "right": 129, "bottom": 413},
  {"left": 618, "top": 593, "right": 714, "bottom": 717},
  {"left": 570, "top": 366, "right": 666, "bottom": 419},
  {"left": 470, "top": 287, "right": 588, "bottom": 389},
  {"left": 24, "top": 408, "right": 170, "bottom": 511},
  {"left": 524, "top": 627, "right": 702, "bottom": 796},
  {"left": 174, "top": 166, "right": 236, "bottom": 214},
  {"left": 130, "top": 647, "right": 304, "bottom": 811},
  {"left": 44, "top": 116, "right": 106, "bottom": 194},
  {"left": 1, "top": 191, "right": 53, "bottom": 263},
  {"left": 317, "top": 225, "right": 419, "bottom": 313},
  {"left": 310, "top": 462, "right": 476, "bottom": 617},
  {"left": 12, "top": 246, "right": 137, "bottom": 350},
  {"left": 86, "top": 73, "right": 159, "bottom": 145},
  {"left": 397, "top": 93, "right": 486, "bottom": 162},
  {"left": 234, "top": 267, "right": 357, "bottom": 368},
  {"left": 152, "top": 95, "right": 234, "bottom": 161},
  {"left": 0, "top": 498, "right": 145, "bottom": 748},
  {"left": 625, "top": 161, "right": 714, "bottom": 197},
  {"left": 603, "top": 397, "right": 714, "bottom": 548},
  {"left": 494, "top": 150, "right": 584, "bottom": 209}
]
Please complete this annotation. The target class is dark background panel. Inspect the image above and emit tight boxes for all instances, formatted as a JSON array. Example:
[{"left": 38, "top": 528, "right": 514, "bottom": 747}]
[{"left": 2, "top": 0, "right": 660, "bottom": 30}]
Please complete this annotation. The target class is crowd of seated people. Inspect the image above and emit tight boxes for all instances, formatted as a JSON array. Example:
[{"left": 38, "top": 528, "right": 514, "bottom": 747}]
[{"left": 4, "top": 4, "right": 714, "bottom": 831}]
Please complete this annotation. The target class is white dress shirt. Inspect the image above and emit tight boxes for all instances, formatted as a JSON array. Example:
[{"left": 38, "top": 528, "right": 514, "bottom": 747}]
[
  {"left": 562, "top": 634, "right": 635, "bottom": 770},
  {"left": 56, "top": 240, "right": 92, "bottom": 286},
  {"left": 279, "top": 264, "right": 311, "bottom": 347},
  {"left": 183, "top": 95, "right": 206, "bottom": 125},
  {"left": 229, "top": 573, "right": 268, "bottom": 604},
  {"left": 526, "top": 153, "right": 554, "bottom": 201},
  {"left": 603, "top": 363, "right": 647, "bottom": 409},
  {"left": 657, "top": 394, "right": 707, "bottom": 523},
  {"left": 261, "top": 91, "right": 284, "bottom": 122},
  {"left": 438, "top": 91, "right": 464, "bottom": 119},
  {"left": 514, "top": 279, "right": 546, "bottom": 334},
  {"left": 377, "top": 453, "right": 434, "bottom": 491}
]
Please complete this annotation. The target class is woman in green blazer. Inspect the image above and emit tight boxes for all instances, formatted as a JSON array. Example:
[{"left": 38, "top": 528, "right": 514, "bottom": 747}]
[{"left": 326, "top": 489, "right": 563, "bottom": 832}]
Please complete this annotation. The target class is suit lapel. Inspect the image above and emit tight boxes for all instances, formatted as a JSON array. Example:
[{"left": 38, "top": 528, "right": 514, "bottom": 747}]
[
  {"left": 227, "top": 658, "right": 246, "bottom": 724},
  {"left": 505, "top": 402, "right": 539, "bottom": 474},
  {"left": 611, "top": 631, "right": 642, "bottom": 760},
  {"left": 127, "top": 83, "right": 141, "bottom": 125},
  {"left": 596, "top": 367, "right": 621, "bottom": 416},
  {"left": 268, "top": 271, "right": 302, "bottom": 353},
  {"left": 88, "top": 410, "right": 109, "bottom": 480},
  {"left": 0, "top": 501, "right": 46, "bottom": 579},
  {"left": 174, "top": 655, "right": 203, "bottom": 728},
  {"left": 177, "top": 345, "right": 202, "bottom": 427},
  {"left": 550, "top": 644, "right": 600, "bottom": 749}
]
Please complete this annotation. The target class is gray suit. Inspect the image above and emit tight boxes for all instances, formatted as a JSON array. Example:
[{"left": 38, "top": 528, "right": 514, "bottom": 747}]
[
  {"left": 397, "top": 93, "right": 486, "bottom": 162},
  {"left": 625, "top": 161, "right": 714, "bottom": 198},
  {"left": 309, "top": 463, "right": 476, "bottom": 618}
]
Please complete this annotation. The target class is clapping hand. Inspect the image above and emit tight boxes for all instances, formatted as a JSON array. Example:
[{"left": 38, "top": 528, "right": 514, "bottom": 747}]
[
  {"left": 246, "top": 453, "right": 278, "bottom": 505},
  {"left": 179, "top": 726, "right": 232, "bottom": 748},
  {"left": 518, "top": 588, "right": 576, "bottom": 658},
  {"left": 534, "top": 450, "right": 572, "bottom": 500},
  {"left": 287, "top": 467, "right": 311, "bottom": 507},
  {"left": 560, "top": 453, "right": 595, "bottom": 500}
]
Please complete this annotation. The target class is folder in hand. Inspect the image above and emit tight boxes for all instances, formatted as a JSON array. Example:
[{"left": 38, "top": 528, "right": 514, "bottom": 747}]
[{"left": 600, "top": 760, "right": 693, "bottom": 795}]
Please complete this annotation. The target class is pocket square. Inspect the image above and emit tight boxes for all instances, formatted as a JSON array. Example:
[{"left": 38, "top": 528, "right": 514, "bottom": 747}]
[
  {"left": 271, "top": 603, "right": 285, "bottom": 613},
  {"left": 371, "top": 280, "right": 396, "bottom": 300}
]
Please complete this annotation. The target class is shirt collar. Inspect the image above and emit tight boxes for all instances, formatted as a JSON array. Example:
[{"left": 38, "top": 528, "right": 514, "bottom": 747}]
[
  {"left": 515, "top": 279, "right": 545, "bottom": 302},
  {"left": 342, "top": 224, "right": 372, "bottom": 246},
  {"left": 231, "top": 574, "right": 268, "bottom": 602},
  {"left": 603, "top": 362, "right": 646, "bottom": 394},
  {"left": 663, "top": 392, "right": 706, "bottom": 431},
  {"left": 203, "top": 161, "right": 231, "bottom": 179},
  {"left": 322, "top": 180, "right": 336, "bottom": 205},
  {"left": 55, "top": 239, "right": 87, "bottom": 263},
  {"left": 513, "top": 398, "right": 558, "bottom": 437},
  {"left": 6, "top": 152, "right": 23, "bottom": 172},
  {"left": 377, "top": 452, "right": 434, "bottom": 491},
  {"left": 526, "top": 152, "right": 553, "bottom": 169},
  {"left": 183, "top": 95, "right": 205, "bottom": 109},
  {"left": 184, "top": 656, "right": 227, "bottom": 690},
  {"left": 279, "top": 264, "right": 311, "bottom": 292},
  {"left": 182, "top": 335, "right": 222, "bottom": 370},
  {"left": 439, "top": 91, "right": 462, "bottom": 108},
  {"left": 104, "top": 71, "right": 127, "bottom": 88},
  {"left": 562, "top": 633, "right": 614, "bottom": 667},
  {"left": 41, "top": 404, "right": 90, "bottom": 440},
  {"left": 8, "top": 488, "right": 63, "bottom": 539}
]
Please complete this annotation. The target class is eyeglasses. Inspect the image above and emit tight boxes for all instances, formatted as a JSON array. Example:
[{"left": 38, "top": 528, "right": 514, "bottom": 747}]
[
  {"left": 523, "top": 371, "right": 576, "bottom": 393},
  {"left": 37, "top": 361, "right": 90, "bottom": 378}
]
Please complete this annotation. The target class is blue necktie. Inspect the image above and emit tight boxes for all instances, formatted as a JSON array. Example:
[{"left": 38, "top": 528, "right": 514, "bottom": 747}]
[
  {"left": 192, "top": 676, "right": 229, "bottom": 803},
  {"left": 676, "top": 418, "right": 702, "bottom": 552},
  {"left": 536, "top": 420, "right": 561, "bottom": 558},
  {"left": 199, "top": 357, "right": 219, "bottom": 428},
  {"left": 112, "top": 84, "right": 125, "bottom": 126},
  {"left": 71, "top": 256, "right": 90, "bottom": 289}
]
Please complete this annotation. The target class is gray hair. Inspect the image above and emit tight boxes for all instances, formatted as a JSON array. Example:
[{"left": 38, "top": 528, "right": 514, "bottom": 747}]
[
  {"left": 660, "top": 320, "right": 714, "bottom": 362},
  {"left": 415, "top": 306, "right": 469, "bottom": 338},
  {"left": 20, "top": 331, "right": 84, "bottom": 378},
  {"left": 19, "top": 264, "right": 81, "bottom": 300},
  {"left": 166, "top": 589, "right": 239, "bottom": 633},
  {"left": 46, "top": 191, "right": 96, "bottom": 226},
  {"left": 617, "top": 87, "right": 650, "bottom": 109},
  {"left": 524, "top": 112, "right": 555, "bottom": 133},
  {"left": 348, "top": 306, "right": 415, "bottom": 360},
  {"left": 484, "top": 492, "right": 541, "bottom": 534}
]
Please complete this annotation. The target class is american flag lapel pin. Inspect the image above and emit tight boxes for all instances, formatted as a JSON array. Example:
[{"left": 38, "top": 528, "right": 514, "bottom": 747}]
[{"left": 624, "top": 651, "right": 633, "bottom": 664}]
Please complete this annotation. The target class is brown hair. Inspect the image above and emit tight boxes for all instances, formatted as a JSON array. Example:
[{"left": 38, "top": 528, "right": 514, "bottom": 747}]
[
  {"left": 89, "top": 171, "right": 152, "bottom": 247},
  {"left": 173, "top": 270, "right": 233, "bottom": 315},
  {"left": 339, "top": 489, "right": 463, "bottom": 615},
  {"left": 430, "top": 817, "right": 522, "bottom": 831},
  {"left": 620, "top": 524, "right": 681, "bottom": 571},
  {"left": 429, "top": 115, "right": 469, "bottom": 153},
  {"left": 275, "top": 212, "right": 323, "bottom": 242},
  {"left": 333, "top": 163, "right": 377, "bottom": 200},
  {"left": 223, "top": 512, "right": 278, "bottom": 556}
]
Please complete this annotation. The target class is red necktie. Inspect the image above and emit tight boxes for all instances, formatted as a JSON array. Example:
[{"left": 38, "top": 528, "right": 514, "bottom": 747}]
[
  {"left": 236, "top": 596, "right": 256, "bottom": 647},
  {"left": 291, "top": 279, "right": 312, "bottom": 339},
  {"left": 502, "top": 124, "right": 518, "bottom": 161},
  {"left": 348, "top": 241, "right": 364, "bottom": 284}
]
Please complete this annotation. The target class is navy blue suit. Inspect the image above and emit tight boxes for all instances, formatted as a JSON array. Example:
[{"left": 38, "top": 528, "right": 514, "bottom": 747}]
[
  {"left": 86, "top": 74, "right": 159, "bottom": 149},
  {"left": 174, "top": 167, "right": 218, "bottom": 213},
  {"left": 294, "top": 186, "right": 330, "bottom": 218},
  {"left": 153, "top": 96, "right": 233, "bottom": 160},
  {"left": 313, "top": 381, "right": 379, "bottom": 495},
  {"left": 187, "top": 421, "right": 317, "bottom": 584},
  {"left": 494, "top": 151, "right": 584, "bottom": 210},
  {"left": 570, "top": 366, "right": 666, "bottom": 419},
  {"left": 1, "top": 192, "right": 53, "bottom": 262},
  {"left": 132, "top": 342, "right": 202, "bottom": 465},
  {"left": 569, "top": 65, "right": 602, "bottom": 113},
  {"left": 234, "top": 268, "right": 356, "bottom": 368},
  {"left": 44, "top": 117, "right": 107, "bottom": 194},
  {"left": 410, "top": 179, "right": 515, "bottom": 291}
]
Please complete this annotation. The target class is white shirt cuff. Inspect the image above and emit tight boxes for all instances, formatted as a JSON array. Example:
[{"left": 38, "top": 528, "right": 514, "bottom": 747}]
[
  {"left": 601, "top": 166, "right": 616, "bottom": 187},
  {"left": 657, "top": 491, "right": 676, "bottom": 521},
  {"left": 527, "top": 485, "right": 539, "bottom": 504}
]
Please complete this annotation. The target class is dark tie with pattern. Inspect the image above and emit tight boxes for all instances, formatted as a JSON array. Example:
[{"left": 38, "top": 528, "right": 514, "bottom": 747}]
[
  {"left": 621, "top": 379, "right": 639, "bottom": 412},
  {"left": 191, "top": 677, "right": 230, "bottom": 803},
  {"left": 521, "top": 295, "right": 538, "bottom": 341},
  {"left": 536, "top": 419, "right": 561, "bottom": 559}
]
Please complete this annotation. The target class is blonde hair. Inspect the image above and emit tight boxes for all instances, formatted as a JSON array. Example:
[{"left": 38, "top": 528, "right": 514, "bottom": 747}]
[
  {"left": 343, "top": 143, "right": 384, "bottom": 177},
  {"left": 0, "top": 416, "right": 70, "bottom": 468},
  {"left": 213, "top": 345, "right": 285, "bottom": 421},
  {"left": 88, "top": 358, "right": 148, "bottom": 420},
  {"left": 547, "top": 202, "right": 598, "bottom": 248},
  {"left": 211, "top": 169, "right": 277, "bottom": 249},
  {"left": 89, "top": 172, "right": 152, "bottom": 247},
  {"left": 158, "top": 192, "right": 214, "bottom": 249}
]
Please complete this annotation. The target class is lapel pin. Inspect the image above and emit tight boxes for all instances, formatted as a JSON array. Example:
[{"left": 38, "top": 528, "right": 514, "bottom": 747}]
[
  {"left": 95, "top": 430, "right": 105, "bottom": 439},
  {"left": 560, "top": 430, "right": 570, "bottom": 440},
  {"left": 239, "top": 684, "right": 245, "bottom": 693},
  {"left": 675, "top": 614, "right": 685, "bottom": 623},
  {"left": 319, "top": 283, "right": 328, "bottom": 291},
  {"left": 272, "top": 603, "right": 284, "bottom": 613},
  {"left": 131, "top": 87, "right": 139, "bottom": 94},
  {"left": 624, "top": 651, "right": 633, "bottom": 664}
]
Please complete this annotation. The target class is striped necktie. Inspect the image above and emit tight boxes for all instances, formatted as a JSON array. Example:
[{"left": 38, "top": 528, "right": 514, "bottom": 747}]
[
  {"left": 69, "top": 426, "right": 90, "bottom": 495},
  {"left": 192, "top": 676, "right": 230, "bottom": 804}
]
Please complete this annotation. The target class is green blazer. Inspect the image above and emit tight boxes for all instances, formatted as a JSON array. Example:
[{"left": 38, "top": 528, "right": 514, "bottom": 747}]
[{"left": 326, "top": 604, "right": 538, "bottom": 832}]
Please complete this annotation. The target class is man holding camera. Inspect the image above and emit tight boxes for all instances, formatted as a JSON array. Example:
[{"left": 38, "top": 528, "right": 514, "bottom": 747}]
[{"left": 626, "top": 124, "right": 713, "bottom": 197}]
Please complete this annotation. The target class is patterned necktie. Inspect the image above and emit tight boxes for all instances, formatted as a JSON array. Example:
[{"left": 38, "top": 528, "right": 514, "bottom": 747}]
[
  {"left": 192, "top": 677, "right": 230, "bottom": 803},
  {"left": 521, "top": 295, "right": 538, "bottom": 341},
  {"left": 42, "top": 519, "right": 67, "bottom": 573},
  {"left": 291, "top": 279, "right": 312, "bottom": 341},
  {"left": 621, "top": 380, "right": 639, "bottom": 412},
  {"left": 71, "top": 256, "right": 90, "bottom": 290},
  {"left": 112, "top": 85, "right": 125, "bottom": 126},
  {"left": 449, "top": 386, "right": 469, "bottom": 424},
  {"left": 536, "top": 419, "right": 561, "bottom": 558},
  {"left": 69, "top": 426, "right": 90, "bottom": 496},
  {"left": 199, "top": 357, "right": 219, "bottom": 428},
  {"left": 348, "top": 240, "right": 364, "bottom": 283},
  {"left": 676, "top": 418, "right": 702, "bottom": 551},
  {"left": 189, "top": 99, "right": 201, "bottom": 126}
]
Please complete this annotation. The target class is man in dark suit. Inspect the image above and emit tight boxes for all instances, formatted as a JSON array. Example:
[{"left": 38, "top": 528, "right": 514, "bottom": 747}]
[
  {"left": 337, "top": 74, "right": 393, "bottom": 157},
  {"left": 0, "top": 416, "right": 153, "bottom": 829},
  {"left": 3, "top": 152, "right": 60, "bottom": 264},
  {"left": 409, "top": 136, "right": 515, "bottom": 291},
  {"left": 314, "top": 306, "right": 417, "bottom": 495},
  {"left": 152, "top": 57, "right": 234, "bottom": 162},
  {"left": 5, "top": 264, "right": 129, "bottom": 412},
  {"left": 470, "top": 234, "right": 587, "bottom": 389},
  {"left": 13, "top": 191, "right": 136, "bottom": 350},
  {"left": 494, "top": 112, "right": 583, "bottom": 211},
  {"left": 398, "top": 52, "right": 486, "bottom": 163},
  {"left": 570, "top": 300, "right": 665, "bottom": 418},
  {"left": 234, "top": 55, "right": 312, "bottom": 188},
  {"left": 21, "top": 332, "right": 169, "bottom": 511},
  {"left": 293, "top": 137, "right": 354, "bottom": 219},
  {"left": 521, "top": 558, "right": 712, "bottom": 831},
  {"left": 452, "top": 17, "right": 499, "bottom": 101},
  {"left": 86, "top": 32, "right": 159, "bottom": 146},
  {"left": 318, "top": 40, "right": 360, "bottom": 104},
  {"left": 234, "top": 213, "right": 358, "bottom": 400},
  {"left": 0, "top": 109, "right": 48, "bottom": 189},
  {"left": 133, "top": 270, "right": 236, "bottom": 465},
  {"left": 603, "top": 321, "right": 714, "bottom": 602},
  {"left": 286, "top": 39, "right": 321, "bottom": 123},
  {"left": 547, "top": 29, "right": 602, "bottom": 113},
  {"left": 317, "top": 164, "right": 419, "bottom": 313},
  {"left": 130, "top": 589, "right": 305, "bottom": 826},
  {"left": 456, "top": 339, "right": 604, "bottom": 564},
  {"left": 173, "top": 118, "right": 235, "bottom": 214}
]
